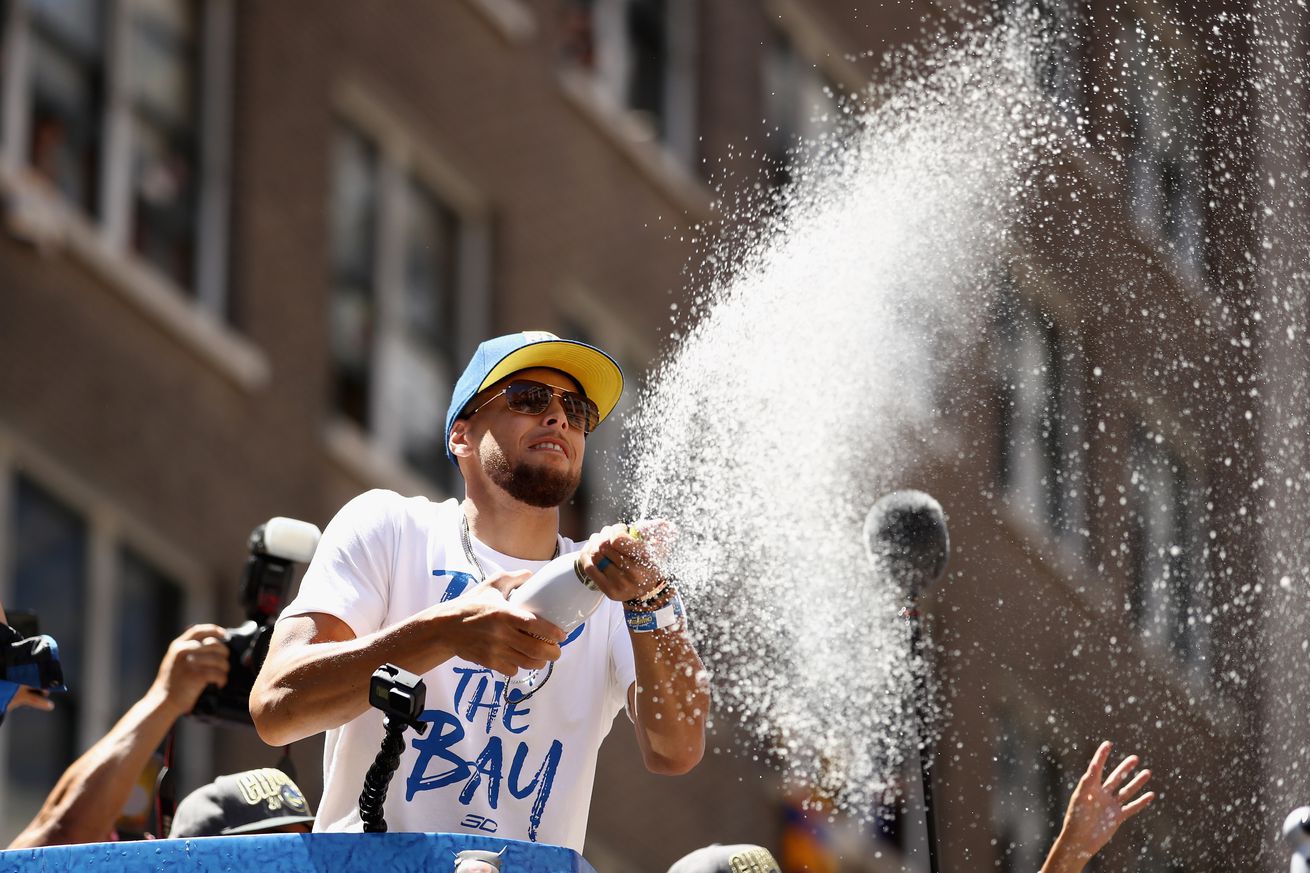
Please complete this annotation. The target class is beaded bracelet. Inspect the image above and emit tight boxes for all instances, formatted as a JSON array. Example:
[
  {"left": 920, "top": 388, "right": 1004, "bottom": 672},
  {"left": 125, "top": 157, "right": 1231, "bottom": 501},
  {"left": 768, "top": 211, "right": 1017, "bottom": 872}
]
[{"left": 624, "top": 578, "right": 673, "bottom": 610}]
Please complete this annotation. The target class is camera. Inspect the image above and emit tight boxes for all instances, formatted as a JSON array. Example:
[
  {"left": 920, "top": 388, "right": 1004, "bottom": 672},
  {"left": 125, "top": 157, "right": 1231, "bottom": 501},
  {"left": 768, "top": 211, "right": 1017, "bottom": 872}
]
[
  {"left": 369, "top": 663, "right": 429, "bottom": 731},
  {"left": 191, "top": 517, "right": 320, "bottom": 727},
  {"left": 0, "top": 610, "right": 65, "bottom": 726}
]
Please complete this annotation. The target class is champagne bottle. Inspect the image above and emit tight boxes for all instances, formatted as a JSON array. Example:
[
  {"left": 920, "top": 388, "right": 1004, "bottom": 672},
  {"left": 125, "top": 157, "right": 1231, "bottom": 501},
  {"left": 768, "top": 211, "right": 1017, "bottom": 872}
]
[{"left": 507, "top": 551, "right": 604, "bottom": 633}]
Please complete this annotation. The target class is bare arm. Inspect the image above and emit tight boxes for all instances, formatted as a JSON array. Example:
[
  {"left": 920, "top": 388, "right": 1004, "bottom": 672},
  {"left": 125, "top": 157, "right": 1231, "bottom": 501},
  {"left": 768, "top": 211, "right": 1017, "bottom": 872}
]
[
  {"left": 251, "top": 575, "right": 568, "bottom": 747},
  {"left": 580, "top": 523, "right": 708, "bottom": 775},
  {"left": 1040, "top": 741, "right": 1155, "bottom": 873},
  {"left": 8, "top": 624, "right": 229, "bottom": 849},
  {"left": 625, "top": 626, "right": 708, "bottom": 775}
]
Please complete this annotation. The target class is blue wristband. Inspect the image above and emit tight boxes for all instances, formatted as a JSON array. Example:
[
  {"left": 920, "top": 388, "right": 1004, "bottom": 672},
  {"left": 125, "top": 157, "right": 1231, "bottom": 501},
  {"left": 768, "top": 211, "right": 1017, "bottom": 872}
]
[{"left": 624, "top": 593, "right": 685, "bottom": 633}]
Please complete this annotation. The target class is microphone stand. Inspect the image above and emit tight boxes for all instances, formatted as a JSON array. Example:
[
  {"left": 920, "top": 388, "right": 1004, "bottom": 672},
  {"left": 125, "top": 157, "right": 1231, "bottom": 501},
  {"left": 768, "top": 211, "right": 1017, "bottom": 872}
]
[
  {"left": 864, "top": 490, "right": 950, "bottom": 873},
  {"left": 903, "top": 604, "right": 941, "bottom": 873}
]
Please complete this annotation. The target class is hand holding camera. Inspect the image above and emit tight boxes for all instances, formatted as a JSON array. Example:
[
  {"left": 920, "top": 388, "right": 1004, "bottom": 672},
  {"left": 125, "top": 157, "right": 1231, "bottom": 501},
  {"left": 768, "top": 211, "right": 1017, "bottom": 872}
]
[{"left": 152, "top": 624, "right": 231, "bottom": 719}]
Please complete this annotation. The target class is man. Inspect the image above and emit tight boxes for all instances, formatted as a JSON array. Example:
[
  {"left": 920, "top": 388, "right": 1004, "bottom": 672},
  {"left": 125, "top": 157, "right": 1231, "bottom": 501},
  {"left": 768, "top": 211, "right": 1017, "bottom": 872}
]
[
  {"left": 9, "top": 624, "right": 230, "bottom": 848},
  {"left": 252, "top": 331, "right": 708, "bottom": 851},
  {"left": 169, "top": 768, "right": 315, "bottom": 837}
]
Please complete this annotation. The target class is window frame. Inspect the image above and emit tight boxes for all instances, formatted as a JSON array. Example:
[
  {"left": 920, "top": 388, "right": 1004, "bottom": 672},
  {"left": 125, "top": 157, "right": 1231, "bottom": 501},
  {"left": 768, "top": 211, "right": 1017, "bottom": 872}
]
[
  {"left": 994, "top": 283, "right": 1089, "bottom": 552},
  {"left": 1126, "top": 426, "right": 1211, "bottom": 680},
  {"left": 324, "top": 80, "right": 493, "bottom": 498},
  {"left": 0, "top": 425, "right": 212, "bottom": 842}
]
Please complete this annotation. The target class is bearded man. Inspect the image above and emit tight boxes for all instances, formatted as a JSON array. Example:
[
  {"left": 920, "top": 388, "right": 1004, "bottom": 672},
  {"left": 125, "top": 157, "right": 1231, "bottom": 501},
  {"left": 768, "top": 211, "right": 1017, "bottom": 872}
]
[{"left": 252, "top": 331, "right": 707, "bottom": 851}]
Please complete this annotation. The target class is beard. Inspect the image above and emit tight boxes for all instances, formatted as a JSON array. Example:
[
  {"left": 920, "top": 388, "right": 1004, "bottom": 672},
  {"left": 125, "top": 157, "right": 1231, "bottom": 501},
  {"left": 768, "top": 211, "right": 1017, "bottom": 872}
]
[{"left": 483, "top": 445, "right": 581, "bottom": 508}]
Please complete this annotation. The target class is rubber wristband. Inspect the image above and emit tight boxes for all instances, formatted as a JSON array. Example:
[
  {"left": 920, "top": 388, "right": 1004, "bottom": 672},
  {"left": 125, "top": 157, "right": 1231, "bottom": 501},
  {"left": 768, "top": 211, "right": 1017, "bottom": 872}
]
[{"left": 624, "top": 593, "right": 685, "bottom": 633}]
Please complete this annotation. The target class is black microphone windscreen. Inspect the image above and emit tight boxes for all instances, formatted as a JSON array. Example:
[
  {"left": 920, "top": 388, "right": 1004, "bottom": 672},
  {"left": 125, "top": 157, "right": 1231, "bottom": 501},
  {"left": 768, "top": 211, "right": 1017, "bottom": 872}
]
[{"left": 863, "top": 490, "right": 950, "bottom": 601}]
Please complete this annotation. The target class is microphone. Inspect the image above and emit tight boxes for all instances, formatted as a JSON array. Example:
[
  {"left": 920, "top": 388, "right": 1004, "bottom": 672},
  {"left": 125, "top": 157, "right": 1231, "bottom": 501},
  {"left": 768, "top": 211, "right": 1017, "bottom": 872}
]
[
  {"left": 862, "top": 490, "right": 950, "bottom": 602},
  {"left": 1284, "top": 807, "right": 1310, "bottom": 873}
]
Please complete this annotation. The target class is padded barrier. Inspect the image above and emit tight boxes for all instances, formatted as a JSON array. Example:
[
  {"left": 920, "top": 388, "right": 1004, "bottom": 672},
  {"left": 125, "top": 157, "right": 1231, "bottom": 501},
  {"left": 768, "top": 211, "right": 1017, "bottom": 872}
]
[{"left": 0, "top": 832, "right": 598, "bottom": 873}]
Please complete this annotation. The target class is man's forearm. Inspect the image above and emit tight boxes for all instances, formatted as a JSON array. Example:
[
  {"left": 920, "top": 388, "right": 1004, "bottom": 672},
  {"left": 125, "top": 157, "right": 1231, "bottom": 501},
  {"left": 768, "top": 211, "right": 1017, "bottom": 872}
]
[
  {"left": 252, "top": 611, "right": 459, "bottom": 746},
  {"left": 1040, "top": 832, "right": 1093, "bottom": 873},
  {"left": 629, "top": 628, "right": 708, "bottom": 775},
  {"left": 8, "top": 690, "right": 179, "bottom": 848}
]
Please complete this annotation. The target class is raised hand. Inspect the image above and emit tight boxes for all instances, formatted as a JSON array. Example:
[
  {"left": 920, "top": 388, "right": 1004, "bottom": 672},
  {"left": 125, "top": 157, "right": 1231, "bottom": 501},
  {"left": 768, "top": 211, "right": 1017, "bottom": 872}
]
[
  {"left": 1041, "top": 741, "right": 1156, "bottom": 873},
  {"left": 151, "top": 624, "right": 231, "bottom": 717}
]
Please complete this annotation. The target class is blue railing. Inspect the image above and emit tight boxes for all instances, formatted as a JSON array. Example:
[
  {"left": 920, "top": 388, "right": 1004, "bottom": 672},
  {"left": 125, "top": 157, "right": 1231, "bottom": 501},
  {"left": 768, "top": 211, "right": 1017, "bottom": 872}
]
[{"left": 0, "top": 832, "right": 598, "bottom": 873}]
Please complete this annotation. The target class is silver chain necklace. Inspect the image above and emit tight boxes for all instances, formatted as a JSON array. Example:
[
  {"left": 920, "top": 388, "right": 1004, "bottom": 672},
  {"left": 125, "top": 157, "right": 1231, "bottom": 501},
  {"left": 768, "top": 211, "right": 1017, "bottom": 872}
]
[{"left": 460, "top": 513, "right": 560, "bottom": 582}]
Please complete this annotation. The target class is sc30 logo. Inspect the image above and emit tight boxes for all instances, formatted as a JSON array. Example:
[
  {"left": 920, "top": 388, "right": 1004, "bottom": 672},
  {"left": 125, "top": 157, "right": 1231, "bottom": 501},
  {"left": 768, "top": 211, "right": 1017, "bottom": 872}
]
[{"left": 459, "top": 814, "right": 499, "bottom": 833}]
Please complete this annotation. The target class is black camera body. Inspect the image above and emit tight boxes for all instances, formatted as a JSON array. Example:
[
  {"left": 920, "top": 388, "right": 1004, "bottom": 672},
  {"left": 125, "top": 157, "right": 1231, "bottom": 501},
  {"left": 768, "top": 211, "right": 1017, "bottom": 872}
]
[
  {"left": 191, "top": 518, "right": 320, "bottom": 727},
  {"left": 0, "top": 611, "right": 65, "bottom": 726}
]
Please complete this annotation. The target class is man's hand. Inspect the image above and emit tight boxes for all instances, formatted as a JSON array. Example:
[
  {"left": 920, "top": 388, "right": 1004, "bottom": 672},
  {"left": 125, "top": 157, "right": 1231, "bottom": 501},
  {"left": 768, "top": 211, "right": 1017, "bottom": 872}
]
[
  {"left": 8, "top": 687, "right": 54, "bottom": 714},
  {"left": 578, "top": 520, "right": 674, "bottom": 602},
  {"left": 443, "top": 572, "right": 566, "bottom": 676},
  {"left": 1042, "top": 741, "right": 1155, "bottom": 873},
  {"left": 150, "top": 624, "right": 231, "bottom": 718}
]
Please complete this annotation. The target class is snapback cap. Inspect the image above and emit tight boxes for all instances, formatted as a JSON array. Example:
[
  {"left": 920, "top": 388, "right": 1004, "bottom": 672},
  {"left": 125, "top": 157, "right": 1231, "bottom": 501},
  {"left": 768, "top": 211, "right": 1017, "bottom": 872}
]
[
  {"left": 667, "top": 844, "right": 781, "bottom": 873},
  {"left": 444, "top": 331, "right": 624, "bottom": 464},
  {"left": 169, "top": 768, "right": 315, "bottom": 838}
]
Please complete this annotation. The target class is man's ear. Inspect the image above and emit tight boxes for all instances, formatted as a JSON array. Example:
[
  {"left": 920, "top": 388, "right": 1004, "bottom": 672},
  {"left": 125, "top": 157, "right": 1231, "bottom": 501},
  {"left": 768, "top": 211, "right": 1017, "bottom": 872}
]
[{"left": 448, "top": 419, "right": 475, "bottom": 459}]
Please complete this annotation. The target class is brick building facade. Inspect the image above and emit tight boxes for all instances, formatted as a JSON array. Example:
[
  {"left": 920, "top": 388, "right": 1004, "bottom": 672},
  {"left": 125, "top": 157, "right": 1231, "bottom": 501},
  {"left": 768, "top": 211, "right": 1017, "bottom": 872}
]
[{"left": 0, "top": 1, "right": 1300, "bottom": 871}]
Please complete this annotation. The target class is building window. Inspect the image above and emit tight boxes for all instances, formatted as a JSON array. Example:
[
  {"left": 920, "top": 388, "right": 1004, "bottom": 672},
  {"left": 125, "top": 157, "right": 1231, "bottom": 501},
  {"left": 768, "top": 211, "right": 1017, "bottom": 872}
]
[
  {"left": 114, "top": 546, "right": 183, "bottom": 717},
  {"left": 1128, "top": 431, "right": 1207, "bottom": 673},
  {"left": 1121, "top": 20, "right": 1204, "bottom": 275},
  {"left": 999, "top": 0, "right": 1086, "bottom": 125},
  {"left": 995, "top": 286, "right": 1087, "bottom": 548},
  {"left": 992, "top": 719, "right": 1064, "bottom": 873},
  {"left": 2, "top": 0, "right": 231, "bottom": 308},
  {"left": 3, "top": 474, "right": 87, "bottom": 839},
  {"left": 558, "top": 0, "right": 698, "bottom": 164},
  {"left": 329, "top": 123, "right": 478, "bottom": 488},
  {"left": 761, "top": 25, "right": 838, "bottom": 191},
  {"left": 127, "top": 0, "right": 202, "bottom": 289},
  {"left": 25, "top": 0, "right": 105, "bottom": 214},
  {"left": 0, "top": 467, "right": 201, "bottom": 843}
]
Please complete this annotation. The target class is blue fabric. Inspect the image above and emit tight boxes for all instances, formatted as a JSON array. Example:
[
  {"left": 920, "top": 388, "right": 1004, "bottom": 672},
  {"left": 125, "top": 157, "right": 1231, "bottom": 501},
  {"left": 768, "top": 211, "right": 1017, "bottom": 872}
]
[
  {"left": 3, "top": 635, "right": 65, "bottom": 692},
  {"left": 0, "top": 833, "right": 598, "bottom": 872},
  {"left": 0, "top": 682, "right": 17, "bottom": 719}
]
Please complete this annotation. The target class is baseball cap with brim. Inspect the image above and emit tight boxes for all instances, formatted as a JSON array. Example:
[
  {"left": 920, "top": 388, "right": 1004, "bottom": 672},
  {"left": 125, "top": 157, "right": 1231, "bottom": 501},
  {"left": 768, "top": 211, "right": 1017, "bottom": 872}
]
[
  {"left": 666, "top": 844, "right": 781, "bottom": 873},
  {"left": 444, "top": 331, "right": 624, "bottom": 465},
  {"left": 169, "top": 768, "right": 315, "bottom": 838}
]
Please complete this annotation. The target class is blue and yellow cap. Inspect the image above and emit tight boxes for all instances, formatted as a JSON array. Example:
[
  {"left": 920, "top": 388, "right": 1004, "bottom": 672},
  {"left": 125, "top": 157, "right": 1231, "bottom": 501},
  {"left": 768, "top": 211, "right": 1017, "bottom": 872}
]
[{"left": 444, "top": 331, "right": 624, "bottom": 465}]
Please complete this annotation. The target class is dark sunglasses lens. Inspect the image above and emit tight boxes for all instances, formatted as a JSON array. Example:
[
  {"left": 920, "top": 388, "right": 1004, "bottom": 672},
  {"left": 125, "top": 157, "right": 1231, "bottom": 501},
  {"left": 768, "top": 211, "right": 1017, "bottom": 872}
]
[
  {"left": 562, "top": 394, "right": 600, "bottom": 433},
  {"left": 504, "top": 382, "right": 553, "bottom": 414}
]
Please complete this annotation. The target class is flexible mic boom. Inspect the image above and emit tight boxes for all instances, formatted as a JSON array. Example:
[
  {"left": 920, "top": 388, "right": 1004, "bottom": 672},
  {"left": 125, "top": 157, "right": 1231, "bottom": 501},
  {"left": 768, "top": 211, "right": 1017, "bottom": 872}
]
[{"left": 863, "top": 490, "right": 950, "bottom": 602}]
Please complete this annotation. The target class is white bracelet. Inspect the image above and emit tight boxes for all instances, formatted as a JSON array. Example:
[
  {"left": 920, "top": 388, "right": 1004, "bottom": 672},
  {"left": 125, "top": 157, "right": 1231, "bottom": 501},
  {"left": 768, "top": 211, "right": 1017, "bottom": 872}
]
[{"left": 624, "top": 592, "right": 685, "bottom": 633}]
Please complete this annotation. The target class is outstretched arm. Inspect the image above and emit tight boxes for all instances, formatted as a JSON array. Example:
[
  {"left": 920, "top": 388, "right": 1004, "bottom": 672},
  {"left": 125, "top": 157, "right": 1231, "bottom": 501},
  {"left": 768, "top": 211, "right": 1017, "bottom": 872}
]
[
  {"left": 580, "top": 522, "right": 708, "bottom": 776},
  {"left": 8, "top": 624, "right": 230, "bottom": 848},
  {"left": 1041, "top": 741, "right": 1156, "bottom": 873}
]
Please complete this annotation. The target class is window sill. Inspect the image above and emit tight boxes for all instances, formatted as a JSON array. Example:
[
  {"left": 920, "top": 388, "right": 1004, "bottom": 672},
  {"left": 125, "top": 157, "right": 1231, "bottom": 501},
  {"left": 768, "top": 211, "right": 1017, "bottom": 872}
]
[
  {"left": 323, "top": 418, "right": 450, "bottom": 500},
  {"left": 0, "top": 168, "right": 270, "bottom": 393},
  {"left": 459, "top": 0, "right": 535, "bottom": 45},
  {"left": 555, "top": 66, "right": 715, "bottom": 220},
  {"left": 995, "top": 498, "right": 1243, "bottom": 738}
]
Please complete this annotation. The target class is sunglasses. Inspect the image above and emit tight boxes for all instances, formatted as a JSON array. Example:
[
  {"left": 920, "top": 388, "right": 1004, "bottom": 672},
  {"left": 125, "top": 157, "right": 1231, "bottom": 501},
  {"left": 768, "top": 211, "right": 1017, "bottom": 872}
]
[{"left": 467, "top": 380, "right": 600, "bottom": 434}]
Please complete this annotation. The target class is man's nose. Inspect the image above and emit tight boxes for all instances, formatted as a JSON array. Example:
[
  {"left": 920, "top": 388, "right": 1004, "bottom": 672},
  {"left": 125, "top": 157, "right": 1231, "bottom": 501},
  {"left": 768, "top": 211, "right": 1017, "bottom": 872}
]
[{"left": 541, "top": 394, "right": 570, "bottom": 429}]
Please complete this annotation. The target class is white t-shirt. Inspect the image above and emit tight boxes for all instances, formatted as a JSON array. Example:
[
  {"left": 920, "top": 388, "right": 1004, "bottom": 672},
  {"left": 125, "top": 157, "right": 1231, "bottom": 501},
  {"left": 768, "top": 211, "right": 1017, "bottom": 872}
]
[{"left": 279, "top": 489, "right": 636, "bottom": 851}]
